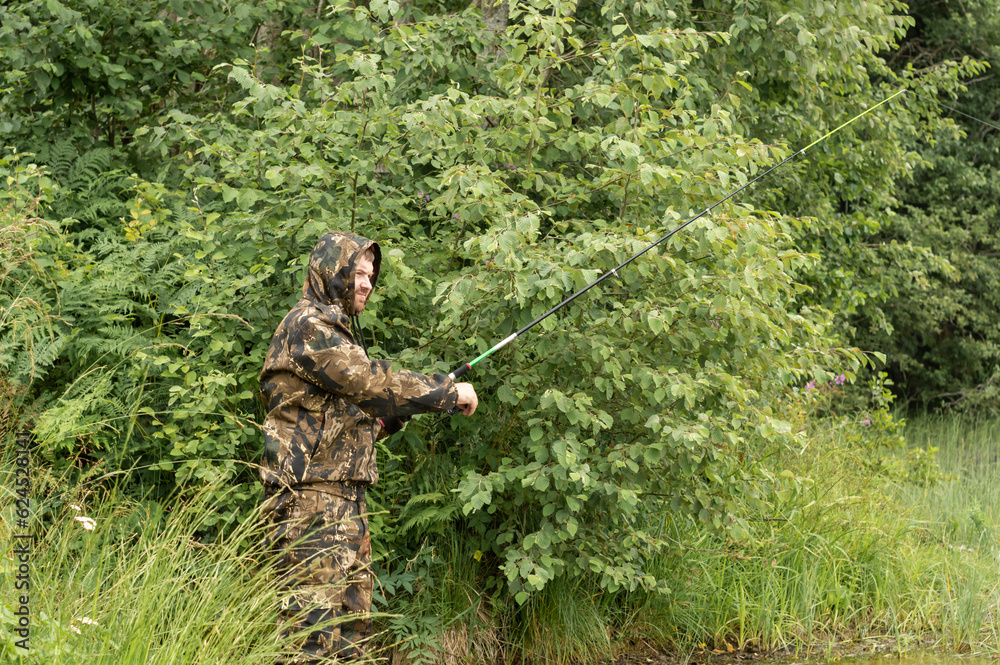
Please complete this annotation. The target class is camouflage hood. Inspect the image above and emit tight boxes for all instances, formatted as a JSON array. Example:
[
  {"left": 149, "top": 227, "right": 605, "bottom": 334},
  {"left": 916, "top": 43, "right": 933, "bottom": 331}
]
[{"left": 302, "top": 232, "right": 382, "bottom": 317}]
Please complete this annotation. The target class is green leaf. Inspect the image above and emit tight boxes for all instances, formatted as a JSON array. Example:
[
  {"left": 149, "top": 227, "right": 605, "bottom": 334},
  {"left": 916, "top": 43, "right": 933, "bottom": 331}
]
[{"left": 235, "top": 188, "right": 257, "bottom": 210}]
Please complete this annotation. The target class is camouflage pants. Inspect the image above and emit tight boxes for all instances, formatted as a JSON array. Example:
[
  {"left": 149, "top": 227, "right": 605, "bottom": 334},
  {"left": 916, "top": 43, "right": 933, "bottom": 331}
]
[{"left": 270, "top": 488, "right": 373, "bottom": 663}]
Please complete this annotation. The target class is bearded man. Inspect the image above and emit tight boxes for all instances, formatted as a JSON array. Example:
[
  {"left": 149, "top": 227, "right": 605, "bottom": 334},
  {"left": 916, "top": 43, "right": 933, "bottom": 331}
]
[{"left": 259, "top": 231, "right": 478, "bottom": 662}]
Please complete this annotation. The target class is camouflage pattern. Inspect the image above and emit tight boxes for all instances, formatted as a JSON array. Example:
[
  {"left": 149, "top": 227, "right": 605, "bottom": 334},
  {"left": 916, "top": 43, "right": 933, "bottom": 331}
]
[
  {"left": 260, "top": 231, "right": 459, "bottom": 495},
  {"left": 261, "top": 231, "right": 459, "bottom": 661},
  {"left": 272, "top": 489, "right": 373, "bottom": 663}
]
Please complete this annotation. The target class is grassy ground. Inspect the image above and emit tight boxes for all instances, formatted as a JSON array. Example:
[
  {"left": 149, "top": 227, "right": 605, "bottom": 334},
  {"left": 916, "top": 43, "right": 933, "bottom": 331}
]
[
  {"left": 3, "top": 417, "right": 1000, "bottom": 664},
  {"left": 892, "top": 416, "right": 1000, "bottom": 652},
  {"left": 625, "top": 416, "right": 1000, "bottom": 660},
  {"left": 0, "top": 471, "right": 288, "bottom": 664}
]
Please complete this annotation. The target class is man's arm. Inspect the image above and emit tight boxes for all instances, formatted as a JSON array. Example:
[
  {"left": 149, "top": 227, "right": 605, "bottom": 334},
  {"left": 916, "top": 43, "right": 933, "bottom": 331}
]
[{"left": 290, "top": 317, "right": 462, "bottom": 418}]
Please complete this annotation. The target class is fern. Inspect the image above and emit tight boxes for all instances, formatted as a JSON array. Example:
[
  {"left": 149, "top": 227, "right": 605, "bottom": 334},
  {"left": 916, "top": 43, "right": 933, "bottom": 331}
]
[
  {"left": 396, "top": 492, "right": 460, "bottom": 539},
  {"left": 2, "top": 317, "right": 66, "bottom": 384},
  {"left": 0, "top": 171, "right": 64, "bottom": 384},
  {"left": 35, "top": 139, "right": 77, "bottom": 180},
  {"left": 34, "top": 367, "right": 122, "bottom": 456},
  {"left": 34, "top": 139, "right": 131, "bottom": 230},
  {"left": 79, "top": 195, "right": 126, "bottom": 225},
  {"left": 66, "top": 146, "right": 117, "bottom": 185}
]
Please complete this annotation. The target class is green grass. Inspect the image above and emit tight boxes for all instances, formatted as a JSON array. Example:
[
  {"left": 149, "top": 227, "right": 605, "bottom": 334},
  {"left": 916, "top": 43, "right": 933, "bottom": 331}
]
[
  {"left": 0, "top": 464, "right": 393, "bottom": 664},
  {"left": 892, "top": 416, "right": 1000, "bottom": 652},
  {"left": 7, "top": 416, "right": 1000, "bottom": 664},
  {"left": 616, "top": 416, "right": 1000, "bottom": 659},
  {"left": 1, "top": 470, "right": 278, "bottom": 663}
]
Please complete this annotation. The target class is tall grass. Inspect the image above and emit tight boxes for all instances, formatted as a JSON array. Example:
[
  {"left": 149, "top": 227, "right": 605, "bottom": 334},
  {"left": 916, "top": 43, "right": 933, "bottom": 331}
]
[
  {"left": 7, "top": 417, "right": 1000, "bottom": 664},
  {"left": 0, "top": 461, "right": 381, "bottom": 664},
  {"left": 894, "top": 416, "right": 1000, "bottom": 652},
  {"left": 616, "top": 416, "right": 1000, "bottom": 658}
]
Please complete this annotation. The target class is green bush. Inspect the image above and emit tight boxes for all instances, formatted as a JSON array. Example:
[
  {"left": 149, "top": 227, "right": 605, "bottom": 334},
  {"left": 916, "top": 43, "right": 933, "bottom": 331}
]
[{"left": 1, "top": 0, "right": 983, "bottom": 611}]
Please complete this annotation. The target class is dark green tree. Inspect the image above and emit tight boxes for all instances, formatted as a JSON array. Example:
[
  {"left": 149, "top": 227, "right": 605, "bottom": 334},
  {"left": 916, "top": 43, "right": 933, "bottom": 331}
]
[{"left": 853, "top": 0, "right": 1000, "bottom": 410}]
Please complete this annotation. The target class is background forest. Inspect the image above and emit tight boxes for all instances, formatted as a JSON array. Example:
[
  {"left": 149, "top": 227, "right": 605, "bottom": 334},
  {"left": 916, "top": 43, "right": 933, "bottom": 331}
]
[{"left": 1, "top": 0, "right": 999, "bottom": 662}]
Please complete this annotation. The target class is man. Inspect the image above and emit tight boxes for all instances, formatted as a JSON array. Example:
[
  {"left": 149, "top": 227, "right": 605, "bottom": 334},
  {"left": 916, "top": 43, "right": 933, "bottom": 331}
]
[{"left": 259, "top": 231, "right": 478, "bottom": 662}]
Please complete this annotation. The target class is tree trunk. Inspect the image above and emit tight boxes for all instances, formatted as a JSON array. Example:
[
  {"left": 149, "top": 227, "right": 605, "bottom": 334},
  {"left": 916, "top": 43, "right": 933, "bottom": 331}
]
[{"left": 482, "top": 0, "right": 509, "bottom": 34}]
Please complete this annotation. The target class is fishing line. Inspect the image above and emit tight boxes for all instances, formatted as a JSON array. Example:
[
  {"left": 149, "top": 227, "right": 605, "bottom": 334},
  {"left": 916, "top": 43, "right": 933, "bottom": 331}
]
[
  {"left": 907, "top": 90, "right": 1000, "bottom": 133},
  {"left": 446, "top": 87, "right": 908, "bottom": 385}
]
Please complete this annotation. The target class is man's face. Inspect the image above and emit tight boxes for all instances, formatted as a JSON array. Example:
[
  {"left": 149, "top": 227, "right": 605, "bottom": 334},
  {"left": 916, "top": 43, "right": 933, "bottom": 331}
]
[{"left": 354, "top": 253, "right": 375, "bottom": 313}]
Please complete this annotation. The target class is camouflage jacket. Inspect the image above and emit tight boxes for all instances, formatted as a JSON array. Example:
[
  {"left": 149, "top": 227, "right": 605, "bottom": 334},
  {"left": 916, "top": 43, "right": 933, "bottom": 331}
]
[{"left": 259, "top": 232, "right": 459, "bottom": 500}]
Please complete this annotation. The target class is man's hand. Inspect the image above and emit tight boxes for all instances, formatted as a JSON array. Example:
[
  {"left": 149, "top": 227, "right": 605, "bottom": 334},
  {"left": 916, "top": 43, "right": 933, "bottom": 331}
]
[{"left": 455, "top": 382, "right": 478, "bottom": 416}]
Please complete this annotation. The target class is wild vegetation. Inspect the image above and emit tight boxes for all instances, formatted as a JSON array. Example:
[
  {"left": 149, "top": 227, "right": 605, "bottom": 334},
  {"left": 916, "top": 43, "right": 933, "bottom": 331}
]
[{"left": 1, "top": 0, "right": 998, "bottom": 662}]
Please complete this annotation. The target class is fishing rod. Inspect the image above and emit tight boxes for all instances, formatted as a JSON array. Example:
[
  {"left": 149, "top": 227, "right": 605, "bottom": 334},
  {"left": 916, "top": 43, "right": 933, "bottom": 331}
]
[{"left": 446, "top": 88, "right": 908, "bottom": 389}]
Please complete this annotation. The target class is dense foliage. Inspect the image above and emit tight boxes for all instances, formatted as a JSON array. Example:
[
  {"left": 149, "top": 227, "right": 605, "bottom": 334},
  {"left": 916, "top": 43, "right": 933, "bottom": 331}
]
[
  {"left": 853, "top": 0, "right": 1000, "bottom": 411},
  {"left": 0, "top": 0, "right": 990, "bottom": 633}
]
